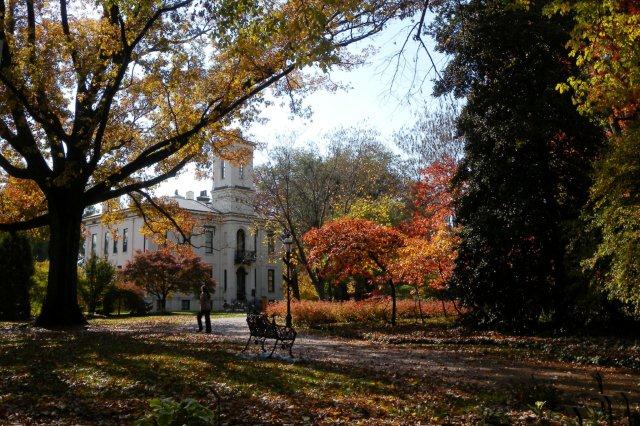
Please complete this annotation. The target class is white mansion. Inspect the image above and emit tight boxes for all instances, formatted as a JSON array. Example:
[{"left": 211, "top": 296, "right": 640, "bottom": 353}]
[{"left": 82, "top": 149, "right": 284, "bottom": 312}]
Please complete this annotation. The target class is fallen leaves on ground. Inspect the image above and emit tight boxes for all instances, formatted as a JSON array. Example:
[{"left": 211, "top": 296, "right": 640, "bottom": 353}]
[{"left": 0, "top": 315, "right": 638, "bottom": 425}]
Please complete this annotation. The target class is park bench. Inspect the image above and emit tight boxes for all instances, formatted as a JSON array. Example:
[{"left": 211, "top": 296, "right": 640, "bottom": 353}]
[
  {"left": 223, "top": 301, "right": 248, "bottom": 313},
  {"left": 242, "top": 313, "right": 297, "bottom": 357}
]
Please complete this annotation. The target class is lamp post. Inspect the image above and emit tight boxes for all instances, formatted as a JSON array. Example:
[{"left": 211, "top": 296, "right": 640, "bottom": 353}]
[{"left": 282, "top": 233, "right": 293, "bottom": 328}]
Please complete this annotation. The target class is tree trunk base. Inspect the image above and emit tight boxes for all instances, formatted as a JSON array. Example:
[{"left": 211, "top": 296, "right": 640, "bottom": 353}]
[
  {"left": 35, "top": 305, "right": 87, "bottom": 328},
  {"left": 38, "top": 197, "right": 86, "bottom": 328}
]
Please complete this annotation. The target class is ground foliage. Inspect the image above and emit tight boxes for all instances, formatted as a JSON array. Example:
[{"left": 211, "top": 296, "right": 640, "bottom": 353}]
[{"left": 0, "top": 316, "right": 639, "bottom": 424}]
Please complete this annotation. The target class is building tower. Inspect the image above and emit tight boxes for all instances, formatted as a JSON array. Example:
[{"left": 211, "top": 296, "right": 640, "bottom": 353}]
[{"left": 210, "top": 147, "right": 256, "bottom": 215}]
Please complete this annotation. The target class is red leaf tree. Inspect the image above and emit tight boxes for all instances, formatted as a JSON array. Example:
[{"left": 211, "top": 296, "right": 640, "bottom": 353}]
[
  {"left": 122, "top": 247, "right": 215, "bottom": 312},
  {"left": 303, "top": 157, "right": 460, "bottom": 324},
  {"left": 303, "top": 218, "right": 405, "bottom": 325},
  {"left": 393, "top": 156, "right": 459, "bottom": 314},
  {"left": 405, "top": 155, "right": 457, "bottom": 239}
]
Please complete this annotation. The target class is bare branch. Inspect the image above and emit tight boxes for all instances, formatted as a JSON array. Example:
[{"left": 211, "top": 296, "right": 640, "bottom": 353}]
[{"left": 414, "top": 2, "right": 443, "bottom": 83}]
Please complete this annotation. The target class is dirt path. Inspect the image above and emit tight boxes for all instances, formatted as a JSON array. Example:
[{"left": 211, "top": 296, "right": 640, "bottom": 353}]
[{"left": 208, "top": 316, "right": 640, "bottom": 399}]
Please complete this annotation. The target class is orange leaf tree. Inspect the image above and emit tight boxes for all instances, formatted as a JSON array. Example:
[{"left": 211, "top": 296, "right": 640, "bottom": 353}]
[
  {"left": 303, "top": 217, "right": 405, "bottom": 325},
  {"left": 0, "top": 177, "right": 47, "bottom": 228},
  {"left": 392, "top": 156, "right": 459, "bottom": 312},
  {"left": 405, "top": 155, "right": 457, "bottom": 239}
]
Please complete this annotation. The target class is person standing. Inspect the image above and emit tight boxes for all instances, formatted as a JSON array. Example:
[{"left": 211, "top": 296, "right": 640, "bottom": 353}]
[{"left": 197, "top": 285, "right": 212, "bottom": 333}]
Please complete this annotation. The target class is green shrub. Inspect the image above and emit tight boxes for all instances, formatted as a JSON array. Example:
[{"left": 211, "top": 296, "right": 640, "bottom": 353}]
[
  {"left": 30, "top": 261, "right": 48, "bottom": 316},
  {"left": 103, "top": 281, "right": 150, "bottom": 315},
  {"left": 135, "top": 398, "right": 216, "bottom": 426},
  {"left": 80, "top": 255, "right": 115, "bottom": 314},
  {"left": 477, "top": 407, "right": 510, "bottom": 426},
  {"left": 507, "top": 375, "right": 562, "bottom": 409}
]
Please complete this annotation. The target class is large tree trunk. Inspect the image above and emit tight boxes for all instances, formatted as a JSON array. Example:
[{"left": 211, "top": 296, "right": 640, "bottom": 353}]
[{"left": 35, "top": 199, "right": 86, "bottom": 327}]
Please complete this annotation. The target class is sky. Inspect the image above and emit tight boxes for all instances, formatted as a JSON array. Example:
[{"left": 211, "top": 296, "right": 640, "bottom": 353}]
[{"left": 157, "top": 17, "right": 446, "bottom": 197}]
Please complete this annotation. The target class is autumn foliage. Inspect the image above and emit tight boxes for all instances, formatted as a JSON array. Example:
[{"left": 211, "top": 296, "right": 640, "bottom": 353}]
[
  {"left": 304, "top": 218, "right": 404, "bottom": 286},
  {"left": 0, "top": 0, "right": 413, "bottom": 326},
  {"left": 395, "top": 156, "right": 458, "bottom": 291},
  {"left": 122, "top": 247, "right": 214, "bottom": 312},
  {"left": 303, "top": 157, "right": 459, "bottom": 325},
  {"left": 0, "top": 178, "right": 47, "bottom": 229},
  {"left": 266, "top": 299, "right": 456, "bottom": 327}
]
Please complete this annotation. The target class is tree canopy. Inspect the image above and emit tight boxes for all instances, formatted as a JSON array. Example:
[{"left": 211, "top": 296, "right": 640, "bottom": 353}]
[
  {"left": 549, "top": 0, "right": 640, "bottom": 315},
  {"left": 256, "top": 130, "right": 407, "bottom": 299},
  {"left": 304, "top": 217, "right": 405, "bottom": 324},
  {"left": 431, "top": 0, "right": 603, "bottom": 331}
]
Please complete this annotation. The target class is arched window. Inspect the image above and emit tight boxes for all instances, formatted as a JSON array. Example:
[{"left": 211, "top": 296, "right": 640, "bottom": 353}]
[{"left": 236, "top": 229, "right": 246, "bottom": 253}]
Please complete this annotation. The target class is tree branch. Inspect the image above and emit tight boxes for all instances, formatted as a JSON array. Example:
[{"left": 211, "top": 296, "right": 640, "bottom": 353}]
[
  {"left": 413, "top": 0, "right": 443, "bottom": 82},
  {"left": 86, "top": 154, "right": 194, "bottom": 205},
  {"left": 94, "top": 63, "right": 296, "bottom": 193},
  {"left": 0, "top": 152, "right": 31, "bottom": 179},
  {"left": 130, "top": 189, "right": 196, "bottom": 248},
  {"left": 0, "top": 214, "right": 48, "bottom": 231},
  {"left": 86, "top": 0, "right": 195, "bottom": 176}
]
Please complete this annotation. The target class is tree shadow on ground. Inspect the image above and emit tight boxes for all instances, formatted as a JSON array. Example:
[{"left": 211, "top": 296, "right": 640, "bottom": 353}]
[
  {"left": 1, "top": 319, "right": 639, "bottom": 424},
  {"left": 0, "top": 327, "right": 412, "bottom": 424}
]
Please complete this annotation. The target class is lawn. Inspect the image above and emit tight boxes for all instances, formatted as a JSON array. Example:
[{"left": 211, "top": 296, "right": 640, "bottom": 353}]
[{"left": 0, "top": 315, "right": 639, "bottom": 425}]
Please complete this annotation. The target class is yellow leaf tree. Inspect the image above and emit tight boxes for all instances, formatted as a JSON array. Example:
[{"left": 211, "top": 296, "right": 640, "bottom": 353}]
[{"left": 0, "top": 0, "right": 413, "bottom": 326}]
